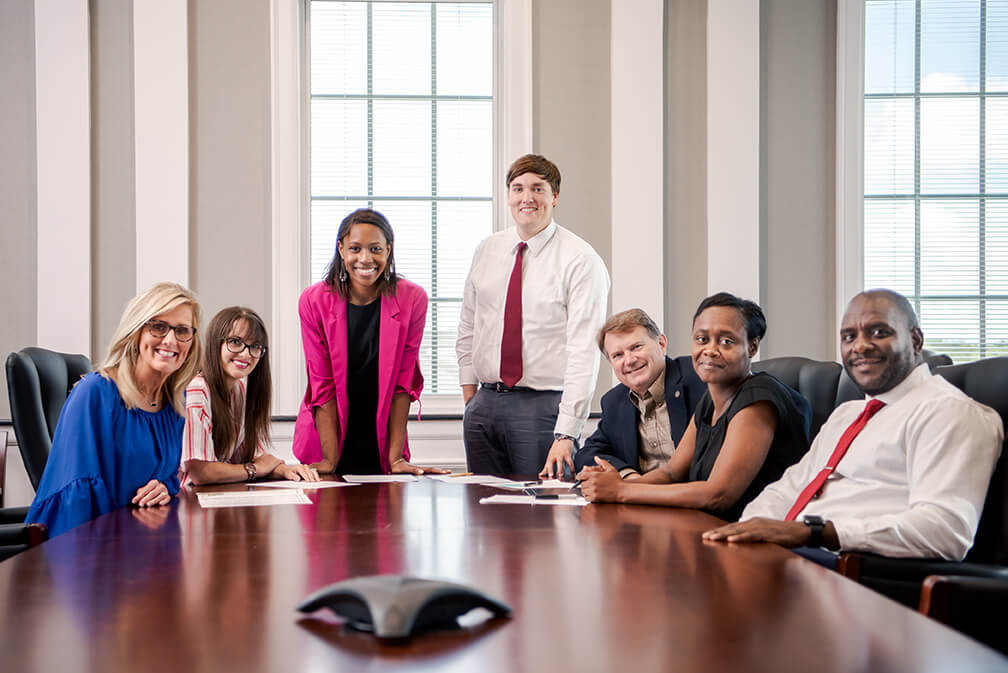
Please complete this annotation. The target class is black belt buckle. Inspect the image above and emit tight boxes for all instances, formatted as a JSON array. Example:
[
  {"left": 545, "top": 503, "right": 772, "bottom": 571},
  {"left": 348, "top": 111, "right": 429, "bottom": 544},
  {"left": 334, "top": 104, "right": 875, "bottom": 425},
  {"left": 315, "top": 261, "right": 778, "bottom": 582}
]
[{"left": 483, "top": 382, "right": 512, "bottom": 393}]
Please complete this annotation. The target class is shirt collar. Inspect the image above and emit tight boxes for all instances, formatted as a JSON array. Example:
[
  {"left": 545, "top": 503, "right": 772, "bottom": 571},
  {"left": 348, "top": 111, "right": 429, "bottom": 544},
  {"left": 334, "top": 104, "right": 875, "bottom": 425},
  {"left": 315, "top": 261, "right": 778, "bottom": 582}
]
[
  {"left": 628, "top": 361, "right": 667, "bottom": 405},
  {"left": 869, "top": 362, "right": 932, "bottom": 406},
  {"left": 510, "top": 220, "right": 558, "bottom": 257}
]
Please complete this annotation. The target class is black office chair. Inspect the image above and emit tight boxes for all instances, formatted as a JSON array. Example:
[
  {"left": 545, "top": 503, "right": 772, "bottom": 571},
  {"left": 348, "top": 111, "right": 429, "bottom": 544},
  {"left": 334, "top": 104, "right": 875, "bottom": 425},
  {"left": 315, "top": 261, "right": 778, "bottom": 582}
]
[
  {"left": 0, "top": 522, "right": 48, "bottom": 562},
  {"left": 751, "top": 357, "right": 842, "bottom": 438},
  {"left": 837, "top": 357, "right": 1008, "bottom": 608},
  {"left": 6, "top": 347, "right": 92, "bottom": 493}
]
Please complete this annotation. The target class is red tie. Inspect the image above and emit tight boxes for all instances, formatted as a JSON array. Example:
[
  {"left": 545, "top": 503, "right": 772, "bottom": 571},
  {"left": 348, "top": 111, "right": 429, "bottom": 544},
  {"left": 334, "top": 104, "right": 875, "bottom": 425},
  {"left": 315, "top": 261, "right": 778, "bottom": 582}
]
[
  {"left": 784, "top": 398, "right": 886, "bottom": 521},
  {"left": 500, "top": 241, "right": 527, "bottom": 387}
]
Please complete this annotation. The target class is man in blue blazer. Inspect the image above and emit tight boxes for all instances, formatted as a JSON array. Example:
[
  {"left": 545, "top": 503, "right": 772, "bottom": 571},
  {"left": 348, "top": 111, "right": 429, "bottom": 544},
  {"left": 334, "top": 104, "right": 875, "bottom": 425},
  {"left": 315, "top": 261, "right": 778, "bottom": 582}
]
[{"left": 574, "top": 309, "right": 706, "bottom": 477}]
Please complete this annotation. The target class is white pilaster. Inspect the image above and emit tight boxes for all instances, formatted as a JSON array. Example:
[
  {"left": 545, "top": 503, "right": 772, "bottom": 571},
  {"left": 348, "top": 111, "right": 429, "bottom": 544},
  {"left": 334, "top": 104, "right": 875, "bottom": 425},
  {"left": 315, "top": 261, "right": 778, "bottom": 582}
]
[
  {"left": 610, "top": 0, "right": 664, "bottom": 323},
  {"left": 35, "top": 0, "right": 91, "bottom": 355},
  {"left": 133, "top": 0, "right": 189, "bottom": 290}
]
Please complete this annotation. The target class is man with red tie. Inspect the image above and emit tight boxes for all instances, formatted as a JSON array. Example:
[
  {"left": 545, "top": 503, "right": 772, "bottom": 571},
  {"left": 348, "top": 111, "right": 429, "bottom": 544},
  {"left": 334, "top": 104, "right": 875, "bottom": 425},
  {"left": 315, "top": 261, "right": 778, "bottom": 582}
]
[
  {"left": 456, "top": 154, "right": 610, "bottom": 478},
  {"left": 703, "top": 289, "right": 1002, "bottom": 560}
]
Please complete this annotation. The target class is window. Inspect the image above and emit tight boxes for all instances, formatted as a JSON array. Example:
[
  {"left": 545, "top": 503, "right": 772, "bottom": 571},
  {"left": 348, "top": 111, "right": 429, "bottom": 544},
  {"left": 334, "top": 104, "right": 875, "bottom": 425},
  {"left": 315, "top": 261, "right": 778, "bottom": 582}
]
[
  {"left": 863, "top": 0, "right": 1008, "bottom": 362},
  {"left": 307, "top": 0, "right": 494, "bottom": 396}
]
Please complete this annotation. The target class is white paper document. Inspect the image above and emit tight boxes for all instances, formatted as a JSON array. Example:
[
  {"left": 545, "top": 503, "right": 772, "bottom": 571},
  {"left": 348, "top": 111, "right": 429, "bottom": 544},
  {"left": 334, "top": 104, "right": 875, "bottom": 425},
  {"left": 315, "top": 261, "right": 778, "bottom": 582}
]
[
  {"left": 248, "top": 480, "right": 359, "bottom": 489},
  {"left": 426, "top": 474, "right": 515, "bottom": 485},
  {"left": 479, "top": 494, "right": 588, "bottom": 507},
  {"left": 341, "top": 474, "right": 418, "bottom": 483},
  {"left": 196, "top": 490, "right": 312, "bottom": 508}
]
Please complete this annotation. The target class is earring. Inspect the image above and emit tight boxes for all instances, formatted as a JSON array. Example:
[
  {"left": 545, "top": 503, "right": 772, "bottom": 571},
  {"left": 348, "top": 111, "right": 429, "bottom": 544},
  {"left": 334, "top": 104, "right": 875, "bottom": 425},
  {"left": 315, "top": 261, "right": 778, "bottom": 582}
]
[
  {"left": 384, "top": 267, "right": 391, "bottom": 282},
  {"left": 385, "top": 258, "right": 395, "bottom": 282},
  {"left": 339, "top": 261, "right": 348, "bottom": 283}
]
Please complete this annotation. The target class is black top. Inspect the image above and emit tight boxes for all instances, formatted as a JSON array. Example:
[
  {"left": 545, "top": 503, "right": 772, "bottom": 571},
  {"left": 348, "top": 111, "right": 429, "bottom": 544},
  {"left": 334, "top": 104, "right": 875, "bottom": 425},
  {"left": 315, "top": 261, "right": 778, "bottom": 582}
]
[
  {"left": 338, "top": 298, "right": 382, "bottom": 474},
  {"left": 689, "top": 372, "right": 811, "bottom": 522}
]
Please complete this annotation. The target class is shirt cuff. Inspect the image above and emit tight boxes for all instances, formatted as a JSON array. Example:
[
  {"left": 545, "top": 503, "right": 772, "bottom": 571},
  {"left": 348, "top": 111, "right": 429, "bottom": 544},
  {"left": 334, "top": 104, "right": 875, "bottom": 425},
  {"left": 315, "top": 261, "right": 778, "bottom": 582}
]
[
  {"left": 553, "top": 414, "right": 584, "bottom": 441},
  {"left": 619, "top": 468, "right": 638, "bottom": 479},
  {"left": 459, "top": 366, "right": 478, "bottom": 386}
]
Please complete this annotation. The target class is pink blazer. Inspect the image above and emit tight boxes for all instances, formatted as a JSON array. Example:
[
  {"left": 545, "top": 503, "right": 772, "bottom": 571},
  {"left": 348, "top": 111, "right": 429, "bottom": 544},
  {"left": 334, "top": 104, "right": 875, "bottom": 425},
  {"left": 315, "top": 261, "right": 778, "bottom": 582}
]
[{"left": 292, "top": 278, "right": 427, "bottom": 472}]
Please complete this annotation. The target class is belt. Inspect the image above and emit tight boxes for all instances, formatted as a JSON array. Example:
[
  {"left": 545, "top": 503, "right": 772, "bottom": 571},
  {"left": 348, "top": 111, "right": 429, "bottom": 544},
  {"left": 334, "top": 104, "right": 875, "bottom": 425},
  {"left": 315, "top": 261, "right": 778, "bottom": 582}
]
[{"left": 480, "top": 382, "right": 537, "bottom": 393}]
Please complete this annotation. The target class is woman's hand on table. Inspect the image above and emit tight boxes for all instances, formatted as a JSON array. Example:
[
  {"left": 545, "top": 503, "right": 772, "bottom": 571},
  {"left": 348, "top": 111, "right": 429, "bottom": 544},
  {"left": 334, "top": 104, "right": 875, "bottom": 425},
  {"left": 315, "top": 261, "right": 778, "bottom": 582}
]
[
  {"left": 578, "top": 458, "right": 625, "bottom": 503},
  {"left": 309, "top": 459, "right": 336, "bottom": 474},
  {"left": 132, "top": 479, "right": 172, "bottom": 507},
  {"left": 276, "top": 463, "right": 321, "bottom": 482},
  {"left": 390, "top": 458, "right": 449, "bottom": 475}
]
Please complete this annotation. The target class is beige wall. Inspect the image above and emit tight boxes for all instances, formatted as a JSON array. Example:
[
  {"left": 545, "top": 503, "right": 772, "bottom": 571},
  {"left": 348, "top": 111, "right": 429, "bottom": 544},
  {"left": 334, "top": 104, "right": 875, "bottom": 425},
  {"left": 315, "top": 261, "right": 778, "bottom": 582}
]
[
  {"left": 189, "top": 0, "right": 274, "bottom": 339},
  {"left": 760, "top": 0, "right": 838, "bottom": 360},
  {"left": 0, "top": 1, "right": 38, "bottom": 420},
  {"left": 91, "top": 0, "right": 138, "bottom": 361},
  {"left": 663, "top": 0, "right": 709, "bottom": 353}
]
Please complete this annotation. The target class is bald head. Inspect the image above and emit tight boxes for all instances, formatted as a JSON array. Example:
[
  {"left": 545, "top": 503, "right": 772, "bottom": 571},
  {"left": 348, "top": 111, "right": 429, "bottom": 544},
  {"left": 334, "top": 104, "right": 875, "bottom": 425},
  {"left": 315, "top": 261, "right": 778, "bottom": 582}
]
[
  {"left": 840, "top": 289, "right": 924, "bottom": 395},
  {"left": 856, "top": 289, "right": 920, "bottom": 331}
]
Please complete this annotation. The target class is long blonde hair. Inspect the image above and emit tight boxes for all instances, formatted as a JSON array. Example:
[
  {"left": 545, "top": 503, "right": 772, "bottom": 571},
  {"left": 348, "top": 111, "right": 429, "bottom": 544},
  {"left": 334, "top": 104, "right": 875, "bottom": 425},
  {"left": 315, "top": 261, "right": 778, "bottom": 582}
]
[{"left": 99, "top": 282, "right": 202, "bottom": 415}]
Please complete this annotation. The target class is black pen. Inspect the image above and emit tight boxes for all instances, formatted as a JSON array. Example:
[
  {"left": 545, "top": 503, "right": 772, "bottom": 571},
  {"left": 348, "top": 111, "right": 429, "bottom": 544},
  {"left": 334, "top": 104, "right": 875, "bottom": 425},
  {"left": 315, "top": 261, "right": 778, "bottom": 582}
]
[{"left": 534, "top": 494, "right": 579, "bottom": 500}]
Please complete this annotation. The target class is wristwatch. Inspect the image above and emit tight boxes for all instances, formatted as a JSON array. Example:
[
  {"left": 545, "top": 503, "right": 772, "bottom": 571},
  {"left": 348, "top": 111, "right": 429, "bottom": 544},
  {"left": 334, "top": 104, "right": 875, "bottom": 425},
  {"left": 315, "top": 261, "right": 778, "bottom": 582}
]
[
  {"left": 554, "top": 433, "right": 575, "bottom": 443},
  {"left": 803, "top": 514, "right": 826, "bottom": 548},
  {"left": 244, "top": 462, "right": 257, "bottom": 482}
]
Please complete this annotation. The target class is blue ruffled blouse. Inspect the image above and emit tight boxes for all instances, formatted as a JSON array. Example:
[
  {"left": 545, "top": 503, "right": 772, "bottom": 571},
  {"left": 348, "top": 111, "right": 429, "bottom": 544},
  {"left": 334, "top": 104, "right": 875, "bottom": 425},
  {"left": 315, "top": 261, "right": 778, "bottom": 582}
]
[{"left": 25, "top": 372, "right": 184, "bottom": 537}]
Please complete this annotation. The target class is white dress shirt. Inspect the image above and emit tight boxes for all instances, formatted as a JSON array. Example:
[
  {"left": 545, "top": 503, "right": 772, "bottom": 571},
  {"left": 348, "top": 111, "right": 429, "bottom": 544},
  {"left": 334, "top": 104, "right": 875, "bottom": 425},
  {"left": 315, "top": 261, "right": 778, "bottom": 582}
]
[
  {"left": 456, "top": 220, "right": 610, "bottom": 439},
  {"left": 742, "top": 364, "right": 1003, "bottom": 560}
]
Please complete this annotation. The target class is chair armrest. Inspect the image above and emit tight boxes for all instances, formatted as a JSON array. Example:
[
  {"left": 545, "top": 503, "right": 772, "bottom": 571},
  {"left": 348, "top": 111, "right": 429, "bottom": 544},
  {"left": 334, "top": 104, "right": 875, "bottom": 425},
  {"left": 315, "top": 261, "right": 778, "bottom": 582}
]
[
  {"left": 0, "top": 522, "right": 48, "bottom": 561},
  {"left": 920, "top": 575, "right": 1008, "bottom": 655},
  {"left": 838, "top": 552, "right": 1008, "bottom": 583}
]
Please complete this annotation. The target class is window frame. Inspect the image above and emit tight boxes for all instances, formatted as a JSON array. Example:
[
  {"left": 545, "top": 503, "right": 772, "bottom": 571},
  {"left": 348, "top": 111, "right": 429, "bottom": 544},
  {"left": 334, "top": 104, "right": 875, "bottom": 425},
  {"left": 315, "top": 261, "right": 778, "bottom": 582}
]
[
  {"left": 268, "top": 0, "right": 532, "bottom": 417},
  {"left": 837, "top": 0, "right": 1008, "bottom": 362}
]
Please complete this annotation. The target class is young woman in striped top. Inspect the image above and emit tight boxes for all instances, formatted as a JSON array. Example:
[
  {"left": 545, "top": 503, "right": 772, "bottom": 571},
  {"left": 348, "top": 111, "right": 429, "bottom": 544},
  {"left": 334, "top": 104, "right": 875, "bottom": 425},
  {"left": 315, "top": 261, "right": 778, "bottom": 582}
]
[{"left": 180, "top": 307, "right": 318, "bottom": 486}]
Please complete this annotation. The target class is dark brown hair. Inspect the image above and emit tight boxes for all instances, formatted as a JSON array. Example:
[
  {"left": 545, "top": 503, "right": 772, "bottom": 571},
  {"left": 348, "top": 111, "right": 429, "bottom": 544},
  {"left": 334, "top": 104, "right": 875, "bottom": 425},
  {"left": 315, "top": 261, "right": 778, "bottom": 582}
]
[
  {"left": 597, "top": 308, "right": 662, "bottom": 355},
  {"left": 201, "top": 307, "right": 272, "bottom": 464},
  {"left": 506, "top": 154, "right": 561, "bottom": 194},
  {"left": 323, "top": 208, "right": 398, "bottom": 298}
]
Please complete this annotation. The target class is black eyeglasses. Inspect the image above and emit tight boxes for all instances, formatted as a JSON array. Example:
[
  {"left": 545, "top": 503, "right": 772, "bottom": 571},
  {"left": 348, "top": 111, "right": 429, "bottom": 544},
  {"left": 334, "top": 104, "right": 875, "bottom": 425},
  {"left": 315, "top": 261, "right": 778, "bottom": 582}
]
[
  {"left": 224, "top": 337, "right": 266, "bottom": 359},
  {"left": 145, "top": 320, "right": 196, "bottom": 342}
]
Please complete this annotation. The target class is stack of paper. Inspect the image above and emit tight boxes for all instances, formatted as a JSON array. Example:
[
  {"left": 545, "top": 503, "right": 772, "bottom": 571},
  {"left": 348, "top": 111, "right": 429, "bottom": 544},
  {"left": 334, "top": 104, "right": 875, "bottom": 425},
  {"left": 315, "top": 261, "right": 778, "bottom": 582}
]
[
  {"left": 479, "top": 494, "right": 588, "bottom": 507},
  {"left": 196, "top": 490, "right": 312, "bottom": 508},
  {"left": 341, "top": 474, "right": 418, "bottom": 483}
]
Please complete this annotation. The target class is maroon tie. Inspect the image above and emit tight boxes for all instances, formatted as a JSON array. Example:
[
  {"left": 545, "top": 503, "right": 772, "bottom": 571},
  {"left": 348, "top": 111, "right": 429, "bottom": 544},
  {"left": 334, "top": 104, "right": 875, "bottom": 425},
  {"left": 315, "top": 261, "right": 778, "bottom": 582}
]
[
  {"left": 784, "top": 398, "right": 886, "bottom": 521},
  {"left": 500, "top": 241, "right": 527, "bottom": 387}
]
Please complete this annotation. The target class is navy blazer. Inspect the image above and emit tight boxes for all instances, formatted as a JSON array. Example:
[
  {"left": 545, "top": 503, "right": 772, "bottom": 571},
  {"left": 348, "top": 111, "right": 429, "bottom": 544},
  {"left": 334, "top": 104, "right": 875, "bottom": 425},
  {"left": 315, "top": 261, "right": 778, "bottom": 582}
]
[{"left": 574, "top": 355, "right": 707, "bottom": 473}]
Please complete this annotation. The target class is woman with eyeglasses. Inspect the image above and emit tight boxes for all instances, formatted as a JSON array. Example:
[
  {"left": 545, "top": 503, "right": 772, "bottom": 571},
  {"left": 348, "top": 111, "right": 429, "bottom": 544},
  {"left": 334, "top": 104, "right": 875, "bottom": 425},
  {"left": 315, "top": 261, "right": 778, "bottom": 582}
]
[
  {"left": 292, "top": 208, "right": 447, "bottom": 475},
  {"left": 26, "top": 282, "right": 202, "bottom": 537},
  {"left": 179, "top": 307, "right": 318, "bottom": 486}
]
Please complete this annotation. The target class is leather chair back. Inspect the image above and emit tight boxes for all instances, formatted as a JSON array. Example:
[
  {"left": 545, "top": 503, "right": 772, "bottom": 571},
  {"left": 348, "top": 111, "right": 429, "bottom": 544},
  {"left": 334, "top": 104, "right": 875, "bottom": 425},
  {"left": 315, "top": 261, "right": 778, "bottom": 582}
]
[
  {"left": 751, "top": 357, "right": 843, "bottom": 439},
  {"left": 5, "top": 348, "right": 92, "bottom": 492},
  {"left": 922, "top": 349, "right": 954, "bottom": 368},
  {"left": 933, "top": 357, "right": 1008, "bottom": 565}
]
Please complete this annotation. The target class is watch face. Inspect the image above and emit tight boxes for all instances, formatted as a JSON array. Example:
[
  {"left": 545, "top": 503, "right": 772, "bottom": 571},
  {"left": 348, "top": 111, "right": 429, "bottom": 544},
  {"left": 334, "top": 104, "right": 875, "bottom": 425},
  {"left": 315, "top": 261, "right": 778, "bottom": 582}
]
[{"left": 803, "top": 515, "right": 824, "bottom": 526}]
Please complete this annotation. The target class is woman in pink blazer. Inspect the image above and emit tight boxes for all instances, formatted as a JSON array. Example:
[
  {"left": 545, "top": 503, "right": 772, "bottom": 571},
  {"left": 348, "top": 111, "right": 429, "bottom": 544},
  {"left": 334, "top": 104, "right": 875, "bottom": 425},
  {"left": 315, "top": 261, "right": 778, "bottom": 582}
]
[{"left": 292, "top": 208, "right": 446, "bottom": 475}]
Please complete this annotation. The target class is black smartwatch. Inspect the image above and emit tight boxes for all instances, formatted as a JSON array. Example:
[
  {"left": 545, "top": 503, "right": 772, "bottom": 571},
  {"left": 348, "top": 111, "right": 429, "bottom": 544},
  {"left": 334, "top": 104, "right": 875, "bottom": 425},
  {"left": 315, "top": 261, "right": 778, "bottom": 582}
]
[{"left": 803, "top": 514, "right": 826, "bottom": 548}]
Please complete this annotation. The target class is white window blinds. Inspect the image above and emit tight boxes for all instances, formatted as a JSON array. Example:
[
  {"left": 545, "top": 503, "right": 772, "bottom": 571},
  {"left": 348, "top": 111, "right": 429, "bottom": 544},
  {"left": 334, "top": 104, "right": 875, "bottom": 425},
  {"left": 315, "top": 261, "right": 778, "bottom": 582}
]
[
  {"left": 308, "top": 0, "right": 494, "bottom": 393},
  {"left": 864, "top": 0, "right": 1008, "bottom": 362}
]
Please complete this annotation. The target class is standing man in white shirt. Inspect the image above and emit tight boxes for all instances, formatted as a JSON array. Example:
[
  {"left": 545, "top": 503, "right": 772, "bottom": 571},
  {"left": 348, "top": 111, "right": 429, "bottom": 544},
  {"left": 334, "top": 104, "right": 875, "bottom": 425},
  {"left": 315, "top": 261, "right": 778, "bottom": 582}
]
[
  {"left": 456, "top": 154, "right": 610, "bottom": 478},
  {"left": 703, "top": 289, "right": 1003, "bottom": 561}
]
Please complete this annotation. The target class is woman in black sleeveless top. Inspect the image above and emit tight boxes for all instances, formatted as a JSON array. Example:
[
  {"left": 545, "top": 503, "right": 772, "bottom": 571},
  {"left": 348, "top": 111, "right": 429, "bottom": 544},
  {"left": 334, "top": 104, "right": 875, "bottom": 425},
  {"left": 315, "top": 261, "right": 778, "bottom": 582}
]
[{"left": 579, "top": 293, "right": 811, "bottom": 521}]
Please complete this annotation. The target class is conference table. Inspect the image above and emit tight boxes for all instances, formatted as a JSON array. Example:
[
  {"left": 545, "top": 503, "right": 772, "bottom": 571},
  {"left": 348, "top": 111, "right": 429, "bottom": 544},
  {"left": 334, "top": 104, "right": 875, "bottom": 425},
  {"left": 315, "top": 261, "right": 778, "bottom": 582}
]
[{"left": 1, "top": 479, "right": 1006, "bottom": 673}]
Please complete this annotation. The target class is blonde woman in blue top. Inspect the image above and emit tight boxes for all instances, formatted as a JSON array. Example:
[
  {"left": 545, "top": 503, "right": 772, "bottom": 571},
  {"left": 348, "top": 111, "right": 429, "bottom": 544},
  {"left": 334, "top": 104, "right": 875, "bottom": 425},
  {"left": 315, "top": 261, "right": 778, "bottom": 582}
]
[{"left": 26, "top": 283, "right": 202, "bottom": 536}]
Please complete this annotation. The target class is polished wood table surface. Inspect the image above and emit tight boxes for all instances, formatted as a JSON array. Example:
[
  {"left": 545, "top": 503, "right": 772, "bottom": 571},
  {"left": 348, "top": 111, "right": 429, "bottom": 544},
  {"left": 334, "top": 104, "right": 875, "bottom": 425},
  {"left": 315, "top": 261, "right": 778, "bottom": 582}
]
[{"left": 1, "top": 480, "right": 1006, "bottom": 673}]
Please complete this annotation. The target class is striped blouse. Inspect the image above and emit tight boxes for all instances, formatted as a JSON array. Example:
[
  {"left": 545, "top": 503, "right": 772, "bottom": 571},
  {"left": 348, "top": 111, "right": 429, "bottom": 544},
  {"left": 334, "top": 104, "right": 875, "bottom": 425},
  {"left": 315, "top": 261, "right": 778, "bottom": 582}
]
[{"left": 179, "top": 375, "right": 263, "bottom": 487}]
